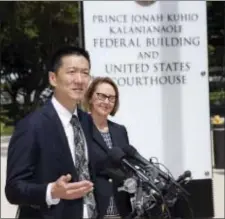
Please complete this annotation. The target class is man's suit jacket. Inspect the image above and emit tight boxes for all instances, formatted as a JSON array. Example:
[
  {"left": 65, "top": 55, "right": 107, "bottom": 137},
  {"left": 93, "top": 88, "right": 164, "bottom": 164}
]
[
  {"left": 5, "top": 101, "right": 100, "bottom": 219},
  {"left": 88, "top": 119, "right": 132, "bottom": 218}
]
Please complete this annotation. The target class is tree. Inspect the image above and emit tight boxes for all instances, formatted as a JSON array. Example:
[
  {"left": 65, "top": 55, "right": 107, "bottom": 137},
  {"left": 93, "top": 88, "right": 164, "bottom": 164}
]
[
  {"left": 0, "top": 2, "right": 80, "bottom": 125},
  {"left": 0, "top": 2, "right": 224, "bottom": 125},
  {"left": 207, "top": 1, "right": 225, "bottom": 69},
  {"left": 207, "top": 1, "right": 225, "bottom": 114}
]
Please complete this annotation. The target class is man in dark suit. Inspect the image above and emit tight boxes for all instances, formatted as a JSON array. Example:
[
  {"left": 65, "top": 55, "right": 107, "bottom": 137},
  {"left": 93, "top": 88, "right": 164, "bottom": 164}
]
[{"left": 5, "top": 46, "right": 99, "bottom": 219}]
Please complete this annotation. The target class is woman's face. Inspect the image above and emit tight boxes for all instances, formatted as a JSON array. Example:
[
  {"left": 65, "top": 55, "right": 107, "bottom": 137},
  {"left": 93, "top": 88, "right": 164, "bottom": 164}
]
[{"left": 90, "top": 82, "right": 116, "bottom": 118}]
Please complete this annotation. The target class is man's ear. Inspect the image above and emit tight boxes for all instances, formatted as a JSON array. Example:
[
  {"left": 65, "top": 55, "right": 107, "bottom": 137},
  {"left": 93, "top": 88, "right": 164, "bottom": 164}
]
[{"left": 49, "top": 71, "right": 57, "bottom": 87}]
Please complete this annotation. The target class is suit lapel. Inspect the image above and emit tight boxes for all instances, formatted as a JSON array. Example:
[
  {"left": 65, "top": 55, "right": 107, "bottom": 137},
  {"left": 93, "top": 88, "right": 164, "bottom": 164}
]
[
  {"left": 91, "top": 119, "right": 120, "bottom": 150},
  {"left": 78, "top": 109, "right": 100, "bottom": 177},
  {"left": 42, "top": 101, "right": 78, "bottom": 179},
  {"left": 108, "top": 121, "right": 120, "bottom": 148},
  {"left": 78, "top": 109, "right": 96, "bottom": 158},
  {"left": 92, "top": 121, "right": 110, "bottom": 153}
]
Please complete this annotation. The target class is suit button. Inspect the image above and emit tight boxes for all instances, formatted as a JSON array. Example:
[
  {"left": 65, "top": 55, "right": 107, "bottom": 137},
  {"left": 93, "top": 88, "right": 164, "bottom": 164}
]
[{"left": 108, "top": 178, "right": 112, "bottom": 183}]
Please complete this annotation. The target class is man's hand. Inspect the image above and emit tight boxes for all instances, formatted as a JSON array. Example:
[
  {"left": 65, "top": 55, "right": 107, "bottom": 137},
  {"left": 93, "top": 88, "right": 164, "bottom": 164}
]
[{"left": 51, "top": 174, "right": 93, "bottom": 200}]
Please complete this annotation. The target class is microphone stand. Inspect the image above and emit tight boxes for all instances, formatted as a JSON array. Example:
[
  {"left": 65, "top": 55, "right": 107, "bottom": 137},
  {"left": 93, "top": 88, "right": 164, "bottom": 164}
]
[
  {"left": 125, "top": 178, "right": 145, "bottom": 219},
  {"left": 134, "top": 178, "right": 143, "bottom": 216},
  {"left": 145, "top": 164, "right": 190, "bottom": 197}
]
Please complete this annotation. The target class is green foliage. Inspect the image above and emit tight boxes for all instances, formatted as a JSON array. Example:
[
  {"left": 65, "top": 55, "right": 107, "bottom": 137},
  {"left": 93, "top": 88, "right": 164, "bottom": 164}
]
[
  {"left": 0, "top": 1, "right": 224, "bottom": 127},
  {"left": 0, "top": 122, "right": 14, "bottom": 136},
  {"left": 210, "top": 91, "right": 225, "bottom": 101},
  {"left": 207, "top": 2, "right": 225, "bottom": 112},
  {"left": 207, "top": 1, "right": 225, "bottom": 69},
  {"left": 0, "top": 2, "right": 80, "bottom": 125}
]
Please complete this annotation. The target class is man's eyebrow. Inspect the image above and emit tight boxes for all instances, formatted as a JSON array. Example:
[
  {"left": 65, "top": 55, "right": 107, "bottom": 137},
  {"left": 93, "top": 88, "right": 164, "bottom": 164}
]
[
  {"left": 66, "top": 66, "right": 89, "bottom": 71},
  {"left": 65, "top": 67, "right": 89, "bottom": 70}
]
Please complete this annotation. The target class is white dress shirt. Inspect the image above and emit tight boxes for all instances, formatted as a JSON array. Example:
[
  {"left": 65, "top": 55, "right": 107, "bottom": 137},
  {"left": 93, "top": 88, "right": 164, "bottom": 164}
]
[{"left": 45, "top": 97, "right": 88, "bottom": 217}]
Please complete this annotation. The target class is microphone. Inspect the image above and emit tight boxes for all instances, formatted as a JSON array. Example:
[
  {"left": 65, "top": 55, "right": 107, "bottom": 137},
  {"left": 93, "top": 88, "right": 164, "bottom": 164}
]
[
  {"left": 122, "top": 146, "right": 191, "bottom": 196},
  {"left": 122, "top": 146, "right": 171, "bottom": 181},
  {"left": 107, "top": 147, "right": 161, "bottom": 194},
  {"left": 122, "top": 146, "right": 148, "bottom": 165},
  {"left": 100, "top": 167, "right": 128, "bottom": 182},
  {"left": 177, "top": 170, "right": 192, "bottom": 183}
]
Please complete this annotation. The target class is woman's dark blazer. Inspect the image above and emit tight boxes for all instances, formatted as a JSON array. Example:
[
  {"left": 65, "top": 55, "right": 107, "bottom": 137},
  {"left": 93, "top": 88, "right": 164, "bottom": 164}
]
[{"left": 88, "top": 117, "right": 132, "bottom": 219}]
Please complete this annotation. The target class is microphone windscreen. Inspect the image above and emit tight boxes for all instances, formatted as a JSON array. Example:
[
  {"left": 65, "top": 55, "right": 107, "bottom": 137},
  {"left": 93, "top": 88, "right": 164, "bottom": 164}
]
[
  {"left": 184, "top": 170, "right": 191, "bottom": 178},
  {"left": 108, "top": 147, "right": 126, "bottom": 164},
  {"left": 122, "top": 145, "right": 137, "bottom": 157},
  {"left": 101, "top": 167, "right": 127, "bottom": 182}
]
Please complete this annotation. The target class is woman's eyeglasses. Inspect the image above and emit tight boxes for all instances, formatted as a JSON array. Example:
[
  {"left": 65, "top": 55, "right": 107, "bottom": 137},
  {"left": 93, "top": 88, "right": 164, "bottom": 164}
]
[{"left": 96, "top": 92, "right": 116, "bottom": 103}]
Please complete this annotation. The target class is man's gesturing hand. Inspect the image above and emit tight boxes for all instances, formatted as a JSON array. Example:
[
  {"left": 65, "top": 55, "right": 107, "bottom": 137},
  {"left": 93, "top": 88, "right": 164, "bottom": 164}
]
[{"left": 51, "top": 174, "right": 93, "bottom": 200}]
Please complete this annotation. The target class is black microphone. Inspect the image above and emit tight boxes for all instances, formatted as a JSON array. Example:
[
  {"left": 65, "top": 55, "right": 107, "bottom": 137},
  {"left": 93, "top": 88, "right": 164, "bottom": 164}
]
[
  {"left": 122, "top": 146, "right": 147, "bottom": 165},
  {"left": 107, "top": 147, "right": 161, "bottom": 193},
  {"left": 177, "top": 170, "right": 191, "bottom": 183},
  {"left": 122, "top": 146, "right": 190, "bottom": 196},
  {"left": 122, "top": 146, "right": 171, "bottom": 181},
  {"left": 100, "top": 167, "right": 128, "bottom": 182}
]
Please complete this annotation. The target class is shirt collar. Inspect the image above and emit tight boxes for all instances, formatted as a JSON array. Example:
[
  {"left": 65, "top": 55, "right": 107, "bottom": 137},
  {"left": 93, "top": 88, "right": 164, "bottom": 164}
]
[{"left": 51, "top": 96, "right": 78, "bottom": 127}]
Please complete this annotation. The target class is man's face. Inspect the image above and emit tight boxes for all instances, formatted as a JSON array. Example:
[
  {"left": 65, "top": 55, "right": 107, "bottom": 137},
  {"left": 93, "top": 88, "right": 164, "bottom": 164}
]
[{"left": 49, "top": 55, "right": 90, "bottom": 103}]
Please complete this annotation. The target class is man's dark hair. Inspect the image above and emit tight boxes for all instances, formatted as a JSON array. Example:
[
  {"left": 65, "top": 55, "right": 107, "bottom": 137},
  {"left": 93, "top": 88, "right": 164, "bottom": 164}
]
[{"left": 50, "top": 46, "right": 91, "bottom": 73}]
